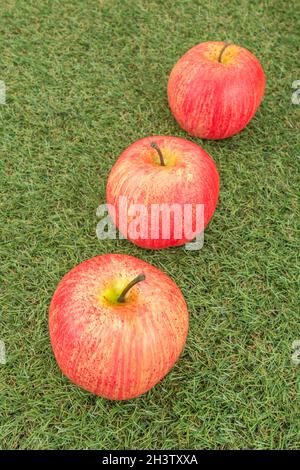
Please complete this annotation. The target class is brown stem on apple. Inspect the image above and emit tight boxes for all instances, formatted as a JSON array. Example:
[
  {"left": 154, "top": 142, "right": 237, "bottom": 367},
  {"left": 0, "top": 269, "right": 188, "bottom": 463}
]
[
  {"left": 151, "top": 142, "right": 165, "bottom": 166},
  {"left": 117, "top": 273, "right": 146, "bottom": 303},
  {"left": 218, "top": 41, "right": 232, "bottom": 63}
]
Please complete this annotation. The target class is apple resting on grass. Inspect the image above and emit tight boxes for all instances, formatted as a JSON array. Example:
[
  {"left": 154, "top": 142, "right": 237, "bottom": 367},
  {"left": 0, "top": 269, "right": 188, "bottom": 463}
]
[
  {"left": 106, "top": 136, "right": 219, "bottom": 249},
  {"left": 49, "top": 254, "right": 188, "bottom": 400},
  {"left": 168, "top": 41, "right": 266, "bottom": 139}
]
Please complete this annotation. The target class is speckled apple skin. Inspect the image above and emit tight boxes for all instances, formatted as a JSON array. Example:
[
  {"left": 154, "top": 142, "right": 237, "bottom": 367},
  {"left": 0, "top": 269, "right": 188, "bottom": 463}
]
[
  {"left": 49, "top": 254, "right": 188, "bottom": 400},
  {"left": 106, "top": 136, "right": 219, "bottom": 249},
  {"left": 168, "top": 41, "right": 266, "bottom": 139}
]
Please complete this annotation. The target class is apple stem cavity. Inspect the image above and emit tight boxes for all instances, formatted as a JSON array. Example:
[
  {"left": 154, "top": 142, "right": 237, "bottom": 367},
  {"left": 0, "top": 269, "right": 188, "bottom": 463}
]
[
  {"left": 117, "top": 273, "right": 146, "bottom": 303},
  {"left": 218, "top": 41, "right": 232, "bottom": 63},
  {"left": 151, "top": 142, "right": 165, "bottom": 166}
]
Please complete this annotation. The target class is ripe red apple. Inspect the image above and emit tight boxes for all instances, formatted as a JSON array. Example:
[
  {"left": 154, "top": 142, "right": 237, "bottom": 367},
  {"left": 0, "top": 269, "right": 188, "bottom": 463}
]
[
  {"left": 168, "top": 41, "right": 266, "bottom": 139},
  {"left": 49, "top": 254, "right": 188, "bottom": 400},
  {"left": 106, "top": 136, "right": 219, "bottom": 249}
]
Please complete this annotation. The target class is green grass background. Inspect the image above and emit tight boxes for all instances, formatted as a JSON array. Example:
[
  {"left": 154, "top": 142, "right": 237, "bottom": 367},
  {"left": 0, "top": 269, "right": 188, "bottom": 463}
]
[{"left": 1, "top": 0, "right": 299, "bottom": 450}]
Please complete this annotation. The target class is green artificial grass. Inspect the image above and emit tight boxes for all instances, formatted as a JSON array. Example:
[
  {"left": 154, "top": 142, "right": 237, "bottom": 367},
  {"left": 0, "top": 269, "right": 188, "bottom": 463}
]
[{"left": 1, "top": 0, "right": 299, "bottom": 450}]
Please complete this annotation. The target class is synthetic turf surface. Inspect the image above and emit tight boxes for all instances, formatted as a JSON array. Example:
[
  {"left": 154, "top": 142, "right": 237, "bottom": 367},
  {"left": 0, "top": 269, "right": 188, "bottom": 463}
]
[{"left": 0, "top": 0, "right": 299, "bottom": 450}]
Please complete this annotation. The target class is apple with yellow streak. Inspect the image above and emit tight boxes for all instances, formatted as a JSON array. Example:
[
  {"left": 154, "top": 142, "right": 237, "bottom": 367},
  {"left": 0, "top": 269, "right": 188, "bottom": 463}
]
[
  {"left": 106, "top": 136, "right": 219, "bottom": 249},
  {"left": 49, "top": 254, "right": 188, "bottom": 400},
  {"left": 168, "top": 41, "right": 266, "bottom": 139}
]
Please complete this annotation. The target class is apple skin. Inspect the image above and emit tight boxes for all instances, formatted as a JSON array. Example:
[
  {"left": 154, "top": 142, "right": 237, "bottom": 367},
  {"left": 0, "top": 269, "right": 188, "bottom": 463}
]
[
  {"left": 168, "top": 41, "right": 266, "bottom": 139},
  {"left": 49, "top": 254, "right": 188, "bottom": 400},
  {"left": 106, "top": 136, "right": 219, "bottom": 249}
]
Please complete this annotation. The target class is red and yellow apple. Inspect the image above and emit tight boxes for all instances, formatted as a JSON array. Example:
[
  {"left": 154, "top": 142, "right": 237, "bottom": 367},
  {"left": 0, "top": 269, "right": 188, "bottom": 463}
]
[
  {"left": 106, "top": 136, "right": 219, "bottom": 249},
  {"left": 49, "top": 254, "right": 188, "bottom": 400},
  {"left": 168, "top": 41, "right": 266, "bottom": 139}
]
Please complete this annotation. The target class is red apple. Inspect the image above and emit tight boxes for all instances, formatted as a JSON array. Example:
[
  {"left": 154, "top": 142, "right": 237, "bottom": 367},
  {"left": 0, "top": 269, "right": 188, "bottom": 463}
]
[
  {"left": 106, "top": 136, "right": 219, "bottom": 249},
  {"left": 168, "top": 41, "right": 266, "bottom": 139},
  {"left": 49, "top": 254, "right": 188, "bottom": 400}
]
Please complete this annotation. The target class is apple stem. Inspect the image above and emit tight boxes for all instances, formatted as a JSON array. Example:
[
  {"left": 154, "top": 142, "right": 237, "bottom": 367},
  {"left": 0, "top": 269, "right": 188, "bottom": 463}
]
[
  {"left": 117, "top": 273, "right": 146, "bottom": 303},
  {"left": 151, "top": 142, "right": 165, "bottom": 166},
  {"left": 218, "top": 41, "right": 232, "bottom": 63}
]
